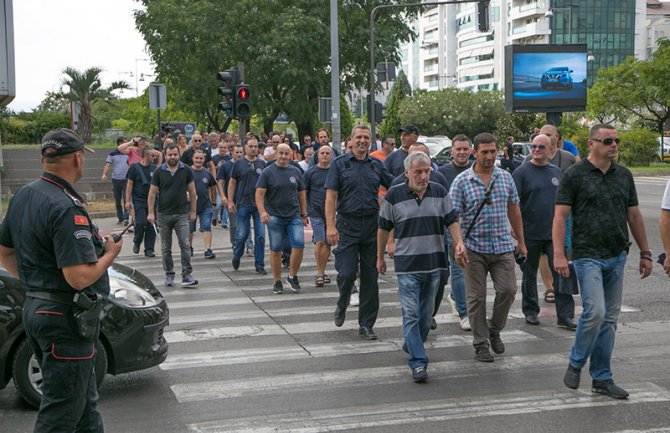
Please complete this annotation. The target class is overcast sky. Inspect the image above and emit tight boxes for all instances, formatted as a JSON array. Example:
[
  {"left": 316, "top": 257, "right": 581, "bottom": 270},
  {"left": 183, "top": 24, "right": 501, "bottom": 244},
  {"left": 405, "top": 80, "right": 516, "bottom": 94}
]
[{"left": 9, "top": 0, "right": 153, "bottom": 112}]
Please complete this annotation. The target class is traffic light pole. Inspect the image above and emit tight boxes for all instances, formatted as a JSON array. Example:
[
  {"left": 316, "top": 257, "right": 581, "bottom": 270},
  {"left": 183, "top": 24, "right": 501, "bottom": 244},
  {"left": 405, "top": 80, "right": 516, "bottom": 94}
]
[
  {"left": 330, "top": 0, "right": 341, "bottom": 148},
  {"left": 238, "top": 62, "right": 247, "bottom": 147},
  {"left": 368, "top": 0, "right": 487, "bottom": 139}
]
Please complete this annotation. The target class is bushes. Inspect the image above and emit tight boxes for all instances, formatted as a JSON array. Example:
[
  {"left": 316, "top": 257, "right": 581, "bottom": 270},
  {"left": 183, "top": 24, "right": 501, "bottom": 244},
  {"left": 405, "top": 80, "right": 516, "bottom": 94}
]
[
  {"left": 618, "top": 128, "right": 658, "bottom": 166},
  {"left": 1, "top": 110, "right": 70, "bottom": 144}
]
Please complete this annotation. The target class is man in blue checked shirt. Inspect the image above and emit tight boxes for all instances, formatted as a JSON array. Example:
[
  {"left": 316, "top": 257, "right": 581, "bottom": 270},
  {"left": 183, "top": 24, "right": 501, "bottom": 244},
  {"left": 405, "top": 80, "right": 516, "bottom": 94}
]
[{"left": 450, "top": 132, "right": 527, "bottom": 363}]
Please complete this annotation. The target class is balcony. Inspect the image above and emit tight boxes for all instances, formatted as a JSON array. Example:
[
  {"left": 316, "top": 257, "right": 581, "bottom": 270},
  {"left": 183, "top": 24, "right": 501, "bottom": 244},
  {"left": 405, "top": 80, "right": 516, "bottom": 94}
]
[
  {"left": 510, "top": 1, "right": 547, "bottom": 22},
  {"left": 509, "top": 21, "right": 551, "bottom": 42}
]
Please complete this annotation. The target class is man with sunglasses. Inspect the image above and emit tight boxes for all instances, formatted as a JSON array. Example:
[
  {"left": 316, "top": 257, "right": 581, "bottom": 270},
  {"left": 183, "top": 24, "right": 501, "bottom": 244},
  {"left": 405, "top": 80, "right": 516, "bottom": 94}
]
[
  {"left": 450, "top": 132, "right": 526, "bottom": 363},
  {"left": 554, "top": 123, "right": 652, "bottom": 399},
  {"left": 513, "top": 134, "right": 575, "bottom": 329},
  {"left": 181, "top": 133, "right": 216, "bottom": 176}
]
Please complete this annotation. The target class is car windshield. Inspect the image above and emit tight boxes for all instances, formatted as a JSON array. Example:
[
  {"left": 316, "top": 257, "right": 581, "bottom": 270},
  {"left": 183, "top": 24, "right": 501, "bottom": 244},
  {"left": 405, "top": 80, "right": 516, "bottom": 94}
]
[{"left": 548, "top": 67, "right": 568, "bottom": 72}]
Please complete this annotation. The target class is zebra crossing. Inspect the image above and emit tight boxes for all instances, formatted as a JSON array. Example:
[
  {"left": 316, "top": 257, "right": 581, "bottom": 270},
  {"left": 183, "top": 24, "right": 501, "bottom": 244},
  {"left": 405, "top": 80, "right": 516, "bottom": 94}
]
[{"left": 114, "top": 235, "right": 670, "bottom": 433}]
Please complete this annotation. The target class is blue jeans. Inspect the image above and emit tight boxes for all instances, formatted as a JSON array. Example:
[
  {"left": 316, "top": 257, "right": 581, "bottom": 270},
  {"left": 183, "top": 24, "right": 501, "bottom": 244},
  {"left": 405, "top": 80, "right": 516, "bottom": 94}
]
[
  {"left": 397, "top": 270, "right": 441, "bottom": 369},
  {"left": 448, "top": 238, "right": 468, "bottom": 318},
  {"left": 234, "top": 207, "right": 265, "bottom": 269},
  {"left": 570, "top": 251, "right": 627, "bottom": 381},
  {"left": 267, "top": 216, "right": 305, "bottom": 251},
  {"left": 214, "top": 195, "right": 228, "bottom": 226}
]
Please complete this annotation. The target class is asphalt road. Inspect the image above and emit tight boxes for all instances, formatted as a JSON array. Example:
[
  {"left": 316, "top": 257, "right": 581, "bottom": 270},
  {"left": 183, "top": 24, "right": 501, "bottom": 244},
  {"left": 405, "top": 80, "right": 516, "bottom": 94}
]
[{"left": 2, "top": 176, "right": 670, "bottom": 433}]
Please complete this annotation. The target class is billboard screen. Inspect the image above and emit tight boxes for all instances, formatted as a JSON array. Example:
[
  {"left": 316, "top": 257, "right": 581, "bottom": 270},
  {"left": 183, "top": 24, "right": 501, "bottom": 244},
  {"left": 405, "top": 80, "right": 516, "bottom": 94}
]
[{"left": 505, "top": 44, "right": 587, "bottom": 113}]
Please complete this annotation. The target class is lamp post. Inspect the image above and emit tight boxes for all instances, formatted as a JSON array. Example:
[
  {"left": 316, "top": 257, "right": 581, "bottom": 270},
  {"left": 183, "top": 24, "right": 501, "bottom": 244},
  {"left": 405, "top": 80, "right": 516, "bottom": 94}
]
[
  {"left": 117, "top": 71, "right": 133, "bottom": 95},
  {"left": 544, "top": 6, "right": 573, "bottom": 42},
  {"left": 135, "top": 58, "right": 151, "bottom": 97}
]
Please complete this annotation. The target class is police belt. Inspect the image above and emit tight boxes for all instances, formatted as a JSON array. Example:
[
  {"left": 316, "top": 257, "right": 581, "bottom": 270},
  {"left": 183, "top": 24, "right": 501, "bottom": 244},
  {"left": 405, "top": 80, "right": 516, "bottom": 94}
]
[{"left": 26, "top": 290, "right": 76, "bottom": 305}]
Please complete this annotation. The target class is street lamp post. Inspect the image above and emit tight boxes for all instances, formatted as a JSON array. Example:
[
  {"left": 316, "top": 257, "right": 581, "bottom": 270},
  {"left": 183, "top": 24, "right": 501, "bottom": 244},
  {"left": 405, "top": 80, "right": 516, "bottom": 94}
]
[
  {"left": 544, "top": 6, "right": 572, "bottom": 42},
  {"left": 135, "top": 58, "right": 151, "bottom": 97}
]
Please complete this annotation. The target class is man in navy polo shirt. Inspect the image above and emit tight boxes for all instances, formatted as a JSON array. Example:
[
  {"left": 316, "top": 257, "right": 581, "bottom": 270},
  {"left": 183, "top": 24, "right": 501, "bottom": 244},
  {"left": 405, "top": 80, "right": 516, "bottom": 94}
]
[
  {"left": 384, "top": 124, "right": 419, "bottom": 177},
  {"left": 148, "top": 143, "right": 198, "bottom": 287},
  {"left": 189, "top": 149, "right": 218, "bottom": 259},
  {"left": 256, "top": 144, "right": 308, "bottom": 294}
]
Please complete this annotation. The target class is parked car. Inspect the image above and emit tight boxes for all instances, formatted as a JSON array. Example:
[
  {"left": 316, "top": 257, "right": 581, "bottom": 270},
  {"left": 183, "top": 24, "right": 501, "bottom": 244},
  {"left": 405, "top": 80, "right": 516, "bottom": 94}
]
[
  {"left": 431, "top": 146, "right": 453, "bottom": 166},
  {"left": 495, "top": 142, "right": 532, "bottom": 172},
  {"left": 0, "top": 263, "right": 169, "bottom": 408},
  {"left": 540, "top": 67, "right": 573, "bottom": 90},
  {"left": 653, "top": 136, "right": 670, "bottom": 163},
  {"left": 419, "top": 135, "right": 452, "bottom": 157}
]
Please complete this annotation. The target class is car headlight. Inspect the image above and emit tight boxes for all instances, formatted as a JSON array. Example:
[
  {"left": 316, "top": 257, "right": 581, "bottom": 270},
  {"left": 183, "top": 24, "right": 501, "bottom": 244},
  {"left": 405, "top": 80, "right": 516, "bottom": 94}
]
[{"left": 108, "top": 278, "right": 159, "bottom": 308}]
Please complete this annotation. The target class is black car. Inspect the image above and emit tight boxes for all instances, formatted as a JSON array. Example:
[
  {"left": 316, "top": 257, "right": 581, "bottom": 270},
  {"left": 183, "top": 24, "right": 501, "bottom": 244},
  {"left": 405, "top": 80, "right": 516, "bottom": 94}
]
[{"left": 0, "top": 263, "right": 169, "bottom": 408}]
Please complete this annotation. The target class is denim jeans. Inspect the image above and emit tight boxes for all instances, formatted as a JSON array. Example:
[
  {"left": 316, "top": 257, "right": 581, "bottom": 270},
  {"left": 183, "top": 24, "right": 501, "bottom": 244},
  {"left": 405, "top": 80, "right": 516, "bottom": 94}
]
[
  {"left": 112, "top": 178, "right": 128, "bottom": 222},
  {"left": 157, "top": 213, "right": 192, "bottom": 277},
  {"left": 234, "top": 206, "right": 265, "bottom": 269},
  {"left": 397, "top": 271, "right": 441, "bottom": 369},
  {"left": 448, "top": 237, "right": 467, "bottom": 318},
  {"left": 267, "top": 216, "right": 305, "bottom": 251},
  {"left": 214, "top": 194, "right": 228, "bottom": 226},
  {"left": 570, "top": 251, "right": 627, "bottom": 381}
]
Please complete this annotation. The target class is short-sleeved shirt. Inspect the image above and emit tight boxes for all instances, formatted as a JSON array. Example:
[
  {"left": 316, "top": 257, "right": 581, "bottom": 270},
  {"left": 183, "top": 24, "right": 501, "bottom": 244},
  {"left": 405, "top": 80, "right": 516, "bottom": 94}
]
[
  {"left": 191, "top": 168, "right": 216, "bottom": 213},
  {"left": 106, "top": 150, "right": 129, "bottom": 180},
  {"left": 151, "top": 162, "right": 194, "bottom": 215},
  {"left": 126, "top": 162, "right": 156, "bottom": 204},
  {"left": 230, "top": 157, "right": 266, "bottom": 208},
  {"left": 555, "top": 159, "right": 638, "bottom": 260},
  {"left": 325, "top": 152, "right": 393, "bottom": 217},
  {"left": 0, "top": 172, "right": 108, "bottom": 296},
  {"left": 662, "top": 180, "right": 670, "bottom": 210},
  {"left": 524, "top": 149, "right": 576, "bottom": 173},
  {"left": 216, "top": 159, "right": 235, "bottom": 198},
  {"left": 379, "top": 181, "right": 457, "bottom": 274},
  {"left": 256, "top": 163, "right": 305, "bottom": 219},
  {"left": 512, "top": 162, "right": 562, "bottom": 240},
  {"left": 391, "top": 170, "right": 449, "bottom": 191},
  {"left": 450, "top": 166, "right": 520, "bottom": 254},
  {"left": 127, "top": 147, "right": 142, "bottom": 165},
  {"left": 212, "top": 152, "right": 231, "bottom": 169},
  {"left": 561, "top": 140, "right": 580, "bottom": 157},
  {"left": 309, "top": 146, "right": 341, "bottom": 167},
  {"left": 304, "top": 165, "right": 329, "bottom": 219},
  {"left": 181, "top": 147, "right": 213, "bottom": 167},
  {"left": 383, "top": 148, "right": 409, "bottom": 177},
  {"left": 437, "top": 161, "right": 474, "bottom": 190}
]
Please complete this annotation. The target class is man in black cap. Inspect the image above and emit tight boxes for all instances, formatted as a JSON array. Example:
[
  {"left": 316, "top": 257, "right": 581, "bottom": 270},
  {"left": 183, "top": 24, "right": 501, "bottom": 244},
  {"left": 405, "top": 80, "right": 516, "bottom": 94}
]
[
  {"left": 0, "top": 128, "right": 123, "bottom": 432},
  {"left": 384, "top": 124, "right": 419, "bottom": 177}
]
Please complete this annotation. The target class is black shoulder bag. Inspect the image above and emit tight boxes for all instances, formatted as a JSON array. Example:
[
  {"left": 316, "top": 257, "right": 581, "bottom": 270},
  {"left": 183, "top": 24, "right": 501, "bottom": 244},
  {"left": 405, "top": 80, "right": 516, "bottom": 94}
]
[{"left": 464, "top": 177, "right": 495, "bottom": 240}]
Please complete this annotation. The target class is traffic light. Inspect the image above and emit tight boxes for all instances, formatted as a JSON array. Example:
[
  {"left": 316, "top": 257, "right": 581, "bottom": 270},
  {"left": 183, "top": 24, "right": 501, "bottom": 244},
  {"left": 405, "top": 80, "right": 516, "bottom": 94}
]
[
  {"left": 366, "top": 95, "right": 383, "bottom": 123},
  {"left": 476, "top": 1, "right": 490, "bottom": 33},
  {"left": 235, "top": 84, "right": 251, "bottom": 119},
  {"left": 217, "top": 68, "right": 238, "bottom": 116}
]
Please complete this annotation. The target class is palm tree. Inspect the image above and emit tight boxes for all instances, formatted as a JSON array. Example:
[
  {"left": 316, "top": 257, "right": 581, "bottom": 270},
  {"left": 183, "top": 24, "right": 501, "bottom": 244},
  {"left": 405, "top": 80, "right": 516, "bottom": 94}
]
[{"left": 61, "top": 67, "right": 129, "bottom": 143}]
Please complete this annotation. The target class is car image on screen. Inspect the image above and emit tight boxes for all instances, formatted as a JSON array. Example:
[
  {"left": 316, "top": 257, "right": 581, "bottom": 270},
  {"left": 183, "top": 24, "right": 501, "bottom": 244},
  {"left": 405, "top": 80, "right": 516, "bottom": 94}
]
[{"left": 540, "top": 67, "right": 573, "bottom": 90}]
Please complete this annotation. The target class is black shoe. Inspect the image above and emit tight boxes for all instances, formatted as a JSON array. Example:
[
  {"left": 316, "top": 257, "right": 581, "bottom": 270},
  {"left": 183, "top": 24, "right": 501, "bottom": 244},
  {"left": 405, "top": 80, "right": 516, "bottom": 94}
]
[
  {"left": 232, "top": 256, "right": 241, "bottom": 270},
  {"left": 557, "top": 318, "right": 577, "bottom": 331},
  {"left": 430, "top": 317, "right": 437, "bottom": 330},
  {"left": 489, "top": 331, "right": 505, "bottom": 354},
  {"left": 211, "top": 218, "right": 217, "bottom": 227},
  {"left": 286, "top": 275, "right": 301, "bottom": 293},
  {"left": 525, "top": 314, "right": 540, "bottom": 325},
  {"left": 256, "top": 267, "right": 267, "bottom": 275},
  {"left": 475, "top": 346, "right": 494, "bottom": 362},
  {"left": 204, "top": 249, "right": 216, "bottom": 259},
  {"left": 133, "top": 243, "right": 140, "bottom": 254},
  {"left": 412, "top": 366, "right": 428, "bottom": 383},
  {"left": 144, "top": 250, "right": 155, "bottom": 258},
  {"left": 334, "top": 307, "right": 345, "bottom": 327},
  {"left": 359, "top": 326, "right": 377, "bottom": 340},
  {"left": 592, "top": 379, "right": 629, "bottom": 399},
  {"left": 272, "top": 280, "right": 284, "bottom": 294},
  {"left": 563, "top": 364, "right": 581, "bottom": 389}
]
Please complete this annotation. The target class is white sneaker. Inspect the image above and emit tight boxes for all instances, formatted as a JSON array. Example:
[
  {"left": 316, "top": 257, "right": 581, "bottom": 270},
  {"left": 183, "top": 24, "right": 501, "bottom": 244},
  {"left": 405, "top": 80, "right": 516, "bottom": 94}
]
[
  {"left": 446, "top": 293, "right": 459, "bottom": 318},
  {"left": 460, "top": 316, "right": 471, "bottom": 331},
  {"left": 350, "top": 291, "right": 360, "bottom": 306}
]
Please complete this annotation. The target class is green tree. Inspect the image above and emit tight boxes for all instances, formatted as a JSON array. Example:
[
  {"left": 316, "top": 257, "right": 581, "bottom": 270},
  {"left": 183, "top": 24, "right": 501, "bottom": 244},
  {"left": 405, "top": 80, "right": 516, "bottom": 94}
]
[
  {"left": 380, "top": 70, "right": 411, "bottom": 139},
  {"left": 588, "top": 39, "right": 670, "bottom": 137},
  {"left": 133, "top": 0, "right": 418, "bottom": 140},
  {"left": 493, "top": 113, "right": 543, "bottom": 144},
  {"left": 60, "top": 67, "right": 129, "bottom": 143}
]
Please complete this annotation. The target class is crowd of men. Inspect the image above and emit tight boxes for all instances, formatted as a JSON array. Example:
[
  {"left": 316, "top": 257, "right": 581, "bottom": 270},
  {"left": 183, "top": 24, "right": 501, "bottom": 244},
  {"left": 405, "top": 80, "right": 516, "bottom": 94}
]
[{"left": 98, "top": 121, "right": 657, "bottom": 394}]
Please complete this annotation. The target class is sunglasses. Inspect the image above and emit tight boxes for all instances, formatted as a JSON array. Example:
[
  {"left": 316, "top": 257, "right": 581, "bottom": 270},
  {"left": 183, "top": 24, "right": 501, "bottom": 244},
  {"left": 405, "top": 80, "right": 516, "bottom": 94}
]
[
  {"left": 592, "top": 137, "right": 620, "bottom": 145},
  {"left": 531, "top": 144, "right": 546, "bottom": 150}
]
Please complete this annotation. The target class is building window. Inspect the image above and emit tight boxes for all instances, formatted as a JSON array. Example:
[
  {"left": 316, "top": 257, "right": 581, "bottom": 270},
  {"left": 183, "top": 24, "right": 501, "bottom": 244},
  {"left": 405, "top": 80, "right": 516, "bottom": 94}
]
[
  {"left": 459, "top": 34, "right": 495, "bottom": 48},
  {"left": 459, "top": 52, "right": 494, "bottom": 65},
  {"left": 459, "top": 72, "right": 495, "bottom": 83}
]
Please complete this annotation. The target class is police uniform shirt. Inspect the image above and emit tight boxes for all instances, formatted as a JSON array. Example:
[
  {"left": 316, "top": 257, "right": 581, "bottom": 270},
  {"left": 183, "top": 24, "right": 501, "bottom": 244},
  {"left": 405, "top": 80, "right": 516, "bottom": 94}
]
[
  {"left": 0, "top": 172, "right": 109, "bottom": 296},
  {"left": 256, "top": 163, "right": 306, "bottom": 219},
  {"left": 230, "top": 157, "right": 266, "bottom": 208},
  {"left": 151, "top": 162, "right": 194, "bottom": 215},
  {"left": 325, "top": 152, "right": 393, "bottom": 217},
  {"left": 191, "top": 167, "right": 216, "bottom": 213}
]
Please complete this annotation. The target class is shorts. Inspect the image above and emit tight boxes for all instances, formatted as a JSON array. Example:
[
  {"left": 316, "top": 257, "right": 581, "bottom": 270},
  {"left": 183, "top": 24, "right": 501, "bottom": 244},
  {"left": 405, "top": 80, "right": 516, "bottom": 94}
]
[
  {"left": 267, "top": 216, "right": 305, "bottom": 251},
  {"left": 189, "top": 206, "right": 213, "bottom": 233},
  {"left": 310, "top": 216, "right": 327, "bottom": 244}
]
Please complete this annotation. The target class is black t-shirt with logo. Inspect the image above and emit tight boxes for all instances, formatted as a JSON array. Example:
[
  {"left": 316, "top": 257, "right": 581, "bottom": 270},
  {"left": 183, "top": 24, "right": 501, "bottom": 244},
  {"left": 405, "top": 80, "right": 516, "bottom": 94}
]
[
  {"left": 256, "top": 163, "right": 305, "bottom": 219},
  {"left": 191, "top": 168, "right": 216, "bottom": 213},
  {"left": 230, "top": 157, "right": 266, "bottom": 208},
  {"left": 512, "top": 162, "right": 562, "bottom": 241},
  {"left": 127, "top": 162, "right": 156, "bottom": 204}
]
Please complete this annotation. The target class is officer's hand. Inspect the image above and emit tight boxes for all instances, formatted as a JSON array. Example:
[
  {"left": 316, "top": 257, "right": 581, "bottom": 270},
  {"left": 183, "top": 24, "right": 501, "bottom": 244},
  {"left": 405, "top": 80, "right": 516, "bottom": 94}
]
[
  {"left": 376, "top": 257, "right": 386, "bottom": 275},
  {"left": 454, "top": 242, "right": 469, "bottom": 267},
  {"left": 189, "top": 210, "right": 196, "bottom": 222},
  {"left": 327, "top": 226, "right": 339, "bottom": 246},
  {"left": 227, "top": 202, "right": 236, "bottom": 214},
  {"left": 147, "top": 213, "right": 155, "bottom": 224},
  {"left": 554, "top": 253, "right": 570, "bottom": 279},
  {"left": 104, "top": 234, "right": 123, "bottom": 258},
  {"left": 260, "top": 211, "right": 270, "bottom": 224},
  {"left": 639, "top": 257, "right": 652, "bottom": 279}
]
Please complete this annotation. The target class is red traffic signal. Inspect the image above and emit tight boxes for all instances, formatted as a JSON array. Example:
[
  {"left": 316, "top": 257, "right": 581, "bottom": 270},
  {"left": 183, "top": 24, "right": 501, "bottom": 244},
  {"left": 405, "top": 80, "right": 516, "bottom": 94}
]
[
  {"left": 235, "top": 84, "right": 251, "bottom": 119},
  {"left": 237, "top": 87, "right": 249, "bottom": 101}
]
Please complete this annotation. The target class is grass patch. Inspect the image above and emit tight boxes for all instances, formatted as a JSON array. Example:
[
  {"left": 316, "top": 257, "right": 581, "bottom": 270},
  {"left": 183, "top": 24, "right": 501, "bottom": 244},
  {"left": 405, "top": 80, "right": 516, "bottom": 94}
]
[
  {"left": 626, "top": 162, "right": 670, "bottom": 174},
  {"left": 2, "top": 198, "right": 116, "bottom": 218}
]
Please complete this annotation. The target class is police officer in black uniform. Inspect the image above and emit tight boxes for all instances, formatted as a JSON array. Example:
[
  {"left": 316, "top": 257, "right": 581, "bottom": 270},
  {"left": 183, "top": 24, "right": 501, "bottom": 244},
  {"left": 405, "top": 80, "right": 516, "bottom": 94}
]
[
  {"left": 325, "top": 124, "right": 393, "bottom": 340},
  {"left": 0, "top": 128, "right": 123, "bottom": 433}
]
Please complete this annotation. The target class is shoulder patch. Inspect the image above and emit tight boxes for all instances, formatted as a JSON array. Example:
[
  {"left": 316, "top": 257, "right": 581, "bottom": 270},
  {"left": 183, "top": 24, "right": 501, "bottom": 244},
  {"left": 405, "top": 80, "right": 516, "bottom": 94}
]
[
  {"left": 74, "top": 215, "right": 89, "bottom": 226},
  {"left": 74, "top": 230, "right": 92, "bottom": 240}
]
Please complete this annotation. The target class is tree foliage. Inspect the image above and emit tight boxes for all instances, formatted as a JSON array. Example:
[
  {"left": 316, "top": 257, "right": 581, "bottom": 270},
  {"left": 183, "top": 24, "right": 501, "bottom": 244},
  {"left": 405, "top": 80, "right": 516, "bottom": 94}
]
[
  {"left": 588, "top": 39, "right": 670, "bottom": 134},
  {"left": 133, "top": 0, "right": 418, "bottom": 138},
  {"left": 493, "top": 113, "right": 543, "bottom": 144},
  {"left": 380, "top": 70, "right": 411, "bottom": 139},
  {"left": 397, "top": 89, "right": 506, "bottom": 139}
]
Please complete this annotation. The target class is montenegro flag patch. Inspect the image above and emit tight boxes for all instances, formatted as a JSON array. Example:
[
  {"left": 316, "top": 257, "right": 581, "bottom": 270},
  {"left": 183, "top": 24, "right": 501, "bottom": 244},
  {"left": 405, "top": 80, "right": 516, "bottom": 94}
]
[{"left": 74, "top": 215, "right": 89, "bottom": 226}]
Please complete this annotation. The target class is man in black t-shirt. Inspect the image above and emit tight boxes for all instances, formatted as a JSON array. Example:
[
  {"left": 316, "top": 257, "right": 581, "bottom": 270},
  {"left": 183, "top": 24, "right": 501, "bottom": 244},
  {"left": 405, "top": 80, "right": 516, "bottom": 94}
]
[
  {"left": 181, "top": 133, "right": 216, "bottom": 176},
  {"left": 256, "top": 144, "right": 308, "bottom": 294},
  {"left": 125, "top": 146, "right": 159, "bottom": 257},
  {"left": 305, "top": 146, "right": 334, "bottom": 287},
  {"left": 148, "top": 143, "right": 198, "bottom": 287},
  {"left": 189, "top": 149, "right": 218, "bottom": 259}
]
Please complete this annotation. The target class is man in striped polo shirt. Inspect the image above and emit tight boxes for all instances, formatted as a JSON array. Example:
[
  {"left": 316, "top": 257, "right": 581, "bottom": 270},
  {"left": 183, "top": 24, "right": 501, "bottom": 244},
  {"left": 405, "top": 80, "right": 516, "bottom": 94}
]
[{"left": 377, "top": 152, "right": 467, "bottom": 383}]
